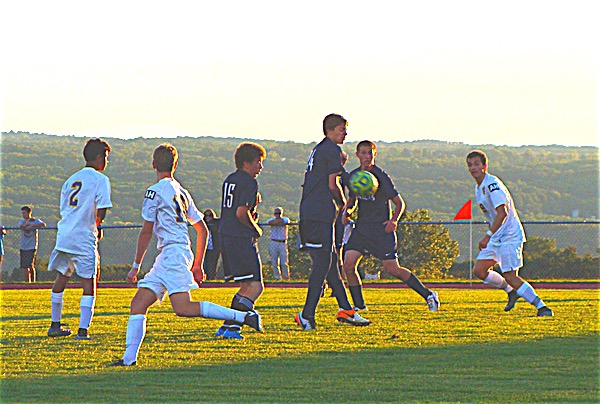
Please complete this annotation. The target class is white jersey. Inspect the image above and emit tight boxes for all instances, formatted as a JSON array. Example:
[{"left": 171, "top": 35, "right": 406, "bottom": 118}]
[
  {"left": 475, "top": 173, "right": 525, "bottom": 245},
  {"left": 55, "top": 167, "right": 112, "bottom": 255},
  {"left": 142, "top": 178, "right": 203, "bottom": 250}
]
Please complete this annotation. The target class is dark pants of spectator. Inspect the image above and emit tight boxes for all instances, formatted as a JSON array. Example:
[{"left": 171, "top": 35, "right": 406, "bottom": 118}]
[{"left": 20, "top": 249, "right": 37, "bottom": 283}]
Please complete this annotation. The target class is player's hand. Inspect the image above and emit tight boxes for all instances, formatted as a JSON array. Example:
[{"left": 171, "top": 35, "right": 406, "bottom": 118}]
[
  {"left": 192, "top": 265, "right": 205, "bottom": 285},
  {"left": 97, "top": 227, "right": 103, "bottom": 241},
  {"left": 256, "top": 226, "right": 263, "bottom": 238},
  {"left": 383, "top": 220, "right": 398, "bottom": 233},
  {"left": 126, "top": 267, "right": 139, "bottom": 283},
  {"left": 478, "top": 236, "right": 490, "bottom": 250}
]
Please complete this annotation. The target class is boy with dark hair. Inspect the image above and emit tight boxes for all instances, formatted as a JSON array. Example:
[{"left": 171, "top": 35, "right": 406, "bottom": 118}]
[
  {"left": 466, "top": 150, "right": 552, "bottom": 316},
  {"left": 342, "top": 140, "right": 440, "bottom": 312},
  {"left": 215, "top": 142, "right": 267, "bottom": 339},
  {"left": 47, "top": 138, "right": 112, "bottom": 339},
  {"left": 295, "top": 114, "right": 370, "bottom": 330},
  {"left": 112, "top": 144, "right": 262, "bottom": 366}
]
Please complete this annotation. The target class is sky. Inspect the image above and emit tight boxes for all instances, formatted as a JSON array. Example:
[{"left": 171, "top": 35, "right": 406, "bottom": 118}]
[{"left": 1, "top": 0, "right": 598, "bottom": 146}]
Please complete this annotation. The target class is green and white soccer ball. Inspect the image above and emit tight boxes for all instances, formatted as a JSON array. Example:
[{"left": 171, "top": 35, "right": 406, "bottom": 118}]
[{"left": 349, "top": 170, "right": 379, "bottom": 197}]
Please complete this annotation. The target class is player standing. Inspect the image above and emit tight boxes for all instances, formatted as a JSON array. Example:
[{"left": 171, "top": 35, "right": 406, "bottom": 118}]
[
  {"left": 47, "top": 138, "right": 112, "bottom": 340},
  {"left": 342, "top": 141, "right": 440, "bottom": 312},
  {"left": 295, "top": 113, "right": 370, "bottom": 330},
  {"left": 214, "top": 142, "right": 267, "bottom": 340},
  {"left": 467, "top": 150, "right": 553, "bottom": 316},
  {"left": 111, "top": 144, "right": 262, "bottom": 366}
]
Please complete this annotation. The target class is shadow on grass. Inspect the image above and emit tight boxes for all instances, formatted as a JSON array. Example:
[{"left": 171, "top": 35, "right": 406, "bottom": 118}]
[{"left": 2, "top": 336, "right": 598, "bottom": 403}]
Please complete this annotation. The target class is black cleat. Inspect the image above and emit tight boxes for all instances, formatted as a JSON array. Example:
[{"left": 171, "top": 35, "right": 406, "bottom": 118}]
[
  {"left": 243, "top": 310, "right": 264, "bottom": 332},
  {"left": 504, "top": 290, "right": 520, "bottom": 312},
  {"left": 537, "top": 306, "right": 554, "bottom": 317},
  {"left": 48, "top": 324, "right": 72, "bottom": 337},
  {"left": 109, "top": 359, "right": 136, "bottom": 367},
  {"left": 74, "top": 328, "right": 93, "bottom": 340}
]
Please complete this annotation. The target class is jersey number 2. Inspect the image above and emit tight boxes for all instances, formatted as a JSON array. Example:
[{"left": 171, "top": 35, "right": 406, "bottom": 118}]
[{"left": 69, "top": 181, "right": 82, "bottom": 207}]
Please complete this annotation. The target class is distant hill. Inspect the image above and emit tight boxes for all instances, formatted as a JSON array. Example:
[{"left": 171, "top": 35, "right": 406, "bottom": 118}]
[{"left": 0, "top": 131, "right": 598, "bottom": 228}]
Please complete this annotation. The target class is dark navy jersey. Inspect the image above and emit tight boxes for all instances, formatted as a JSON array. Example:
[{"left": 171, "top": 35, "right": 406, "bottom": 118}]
[
  {"left": 299, "top": 137, "right": 344, "bottom": 223},
  {"left": 219, "top": 170, "right": 260, "bottom": 238},
  {"left": 349, "top": 165, "right": 399, "bottom": 224}
]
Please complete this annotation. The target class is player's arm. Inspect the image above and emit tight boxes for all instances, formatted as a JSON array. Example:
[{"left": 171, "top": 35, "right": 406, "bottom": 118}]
[
  {"left": 478, "top": 204, "right": 508, "bottom": 249},
  {"left": 384, "top": 195, "right": 405, "bottom": 233},
  {"left": 127, "top": 220, "right": 153, "bottom": 283},
  {"left": 191, "top": 219, "right": 209, "bottom": 284},
  {"left": 32, "top": 219, "right": 46, "bottom": 229},
  {"left": 95, "top": 208, "right": 108, "bottom": 240},
  {"left": 329, "top": 172, "right": 346, "bottom": 210},
  {"left": 236, "top": 206, "right": 263, "bottom": 237}
]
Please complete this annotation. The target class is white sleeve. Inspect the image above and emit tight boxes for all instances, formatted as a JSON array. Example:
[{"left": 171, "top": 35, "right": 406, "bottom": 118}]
[
  {"left": 185, "top": 198, "right": 203, "bottom": 225},
  {"left": 95, "top": 176, "right": 113, "bottom": 209},
  {"left": 141, "top": 188, "right": 158, "bottom": 222}
]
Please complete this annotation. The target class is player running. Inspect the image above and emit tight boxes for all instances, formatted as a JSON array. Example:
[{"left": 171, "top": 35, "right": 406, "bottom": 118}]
[
  {"left": 111, "top": 144, "right": 262, "bottom": 366},
  {"left": 342, "top": 140, "right": 440, "bottom": 312},
  {"left": 467, "top": 150, "right": 553, "bottom": 316},
  {"left": 214, "top": 142, "right": 267, "bottom": 340}
]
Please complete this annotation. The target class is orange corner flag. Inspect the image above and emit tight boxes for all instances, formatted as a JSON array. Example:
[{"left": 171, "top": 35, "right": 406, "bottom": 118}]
[{"left": 453, "top": 200, "right": 472, "bottom": 221}]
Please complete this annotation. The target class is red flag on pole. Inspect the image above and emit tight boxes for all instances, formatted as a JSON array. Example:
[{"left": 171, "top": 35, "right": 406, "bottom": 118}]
[{"left": 453, "top": 200, "right": 472, "bottom": 221}]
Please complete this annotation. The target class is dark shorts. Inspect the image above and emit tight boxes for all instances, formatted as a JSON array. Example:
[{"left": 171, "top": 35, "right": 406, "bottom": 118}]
[
  {"left": 345, "top": 223, "right": 398, "bottom": 261},
  {"left": 299, "top": 220, "right": 334, "bottom": 252},
  {"left": 221, "top": 235, "right": 262, "bottom": 282},
  {"left": 20, "top": 249, "right": 37, "bottom": 269}
]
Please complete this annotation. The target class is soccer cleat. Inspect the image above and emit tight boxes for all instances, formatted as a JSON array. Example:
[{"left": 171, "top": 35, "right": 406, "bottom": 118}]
[
  {"left": 214, "top": 326, "right": 228, "bottom": 337},
  {"left": 504, "top": 290, "right": 520, "bottom": 312},
  {"left": 244, "top": 310, "right": 264, "bottom": 332},
  {"left": 222, "top": 328, "right": 244, "bottom": 340},
  {"left": 294, "top": 311, "right": 316, "bottom": 331},
  {"left": 109, "top": 359, "right": 136, "bottom": 367},
  {"left": 336, "top": 309, "right": 371, "bottom": 326},
  {"left": 47, "top": 324, "right": 72, "bottom": 337},
  {"left": 74, "top": 328, "right": 92, "bottom": 341},
  {"left": 354, "top": 306, "right": 368, "bottom": 312},
  {"left": 426, "top": 291, "right": 440, "bottom": 312},
  {"left": 537, "top": 306, "right": 554, "bottom": 317}
]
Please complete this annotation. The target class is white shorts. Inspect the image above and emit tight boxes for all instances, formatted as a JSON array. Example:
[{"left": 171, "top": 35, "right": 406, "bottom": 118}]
[
  {"left": 476, "top": 242, "right": 524, "bottom": 272},
  {"left": 48, "top": 248, "right": 99, "bottom": 279},
  {"left": 137, "top": 244, "right": 198, "bottom": 302}
]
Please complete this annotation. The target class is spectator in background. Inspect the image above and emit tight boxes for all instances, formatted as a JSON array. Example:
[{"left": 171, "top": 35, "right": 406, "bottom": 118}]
[
  {"left": 203, "top": 209, "right": 221, "bottom": 280},
  {"left": 267, "top": 207, "right": 290, "bottom": 280},
  {"left": 19, "top": 206, "right": 46, "bottom": 283},
  {"left": 0, "top": 225, "right": 6, "bottom": 274}
]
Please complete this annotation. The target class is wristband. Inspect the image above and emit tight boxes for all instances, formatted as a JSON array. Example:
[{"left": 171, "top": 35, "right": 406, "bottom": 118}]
[
  {"left": 485, "top": 230, "right": 493, "bottom": 237},
  {"left": 132, "top": 262, "right": 140, "bottom": 269}
]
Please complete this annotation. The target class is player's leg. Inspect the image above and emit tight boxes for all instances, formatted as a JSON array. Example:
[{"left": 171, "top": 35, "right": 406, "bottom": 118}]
[
  {"left": 342, "top": 250, "right": 366, "bottom": 310},
  {"left": 48, "top": 251, "right": 73, "bottom": 337},
  {"left": 474, "top": 257, "right": 520, "bottom": 311},
  {"left": 383, "top": 259, "right": 440, "bottom": 312},
  {"left": 73, "top": 276, "right": 97, "bottom": 340},
  {"left": 31, "top": 250, "right": 37, "bottom": 282},
  {"left": 116, "top": 288, "right": 158, "bottom": 366}
]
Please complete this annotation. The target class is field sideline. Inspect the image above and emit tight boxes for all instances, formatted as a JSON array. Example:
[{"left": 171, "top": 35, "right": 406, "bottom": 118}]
[{"left": 1, "top": 287, "right": 598, "bottom": 402}]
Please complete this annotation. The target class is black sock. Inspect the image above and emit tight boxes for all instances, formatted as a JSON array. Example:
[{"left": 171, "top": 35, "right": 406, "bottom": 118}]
[
  {"left": 224, "top": 293, "right": 254, "bottom": 326},
  {"left": 326, "top": 253, "right": 352, "bottom": 310},
  {"left": 302, "top": 250, "right": 333, "bottom": 319},
  {"left": 348, "top": 285, "right": 366, "bottom": 309},
  {"left": 405, "top": 273, "right": 430, "bottom": 299}
]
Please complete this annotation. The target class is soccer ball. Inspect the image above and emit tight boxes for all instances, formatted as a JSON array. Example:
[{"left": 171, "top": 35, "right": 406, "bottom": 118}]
[{"left": 349, "top": 170, "right": 379, "bottom": 197}]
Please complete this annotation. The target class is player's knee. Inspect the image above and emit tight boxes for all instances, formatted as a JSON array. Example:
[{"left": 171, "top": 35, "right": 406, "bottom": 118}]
[{"left": 173, "top": 306, "right": 196, "bottom": 317}]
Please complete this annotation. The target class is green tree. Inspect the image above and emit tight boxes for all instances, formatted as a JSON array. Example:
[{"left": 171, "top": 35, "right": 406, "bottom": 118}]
[{"left": 396, "top": 209, "right": 460, "bottom": 279}]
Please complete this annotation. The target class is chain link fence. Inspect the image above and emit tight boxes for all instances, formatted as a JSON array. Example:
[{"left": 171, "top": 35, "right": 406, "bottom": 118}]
[{"left": 1, "top": 221, "right": 598, "bottom": 282}]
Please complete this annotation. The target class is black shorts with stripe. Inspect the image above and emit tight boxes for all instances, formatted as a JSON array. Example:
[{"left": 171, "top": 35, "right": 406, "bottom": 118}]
[
  {"left": 344, "top": 222, "right": 398, "bottom": 261},
  {"left": 298, "top": 220, "right": 334, "bottom": 252},
  {"left": 221, "top": 235, "right": 262, "bottom": 282}
]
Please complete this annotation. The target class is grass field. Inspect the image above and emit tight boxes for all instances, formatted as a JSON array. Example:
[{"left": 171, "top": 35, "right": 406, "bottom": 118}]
[{"left": 1, "top": 287, "right": 598, "bottom": 402}]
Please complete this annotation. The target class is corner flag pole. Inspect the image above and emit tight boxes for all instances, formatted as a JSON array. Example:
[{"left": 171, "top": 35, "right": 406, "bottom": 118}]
[{"left": 453, "top": 200, "right": 473, "bottom": 287}]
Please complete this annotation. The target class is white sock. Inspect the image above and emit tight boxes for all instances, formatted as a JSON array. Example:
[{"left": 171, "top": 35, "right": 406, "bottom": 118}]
[
  {"left": 51, "top": 292, "right": 64, "bottom": 323},
  {"left": 483, "top": 271, "right": 514, "bottom": 292},
  {"left": 79, "top": 295, "right": 96, "bottom": 330},
  {"left": 199, "top": 301, "right": 247, "bottom": 323},
  {"left": 516, "top": 282, "right": 545, "bottom": 309},
  {"left": 122, "top": 314, "right": 146, "bottom": 366}
]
